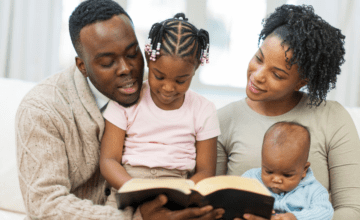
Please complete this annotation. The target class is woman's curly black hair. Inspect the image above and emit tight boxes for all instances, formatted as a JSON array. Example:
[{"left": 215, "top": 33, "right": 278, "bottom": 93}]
[{"left": 259, "top": 4, "right": 345, "bottom": 106}]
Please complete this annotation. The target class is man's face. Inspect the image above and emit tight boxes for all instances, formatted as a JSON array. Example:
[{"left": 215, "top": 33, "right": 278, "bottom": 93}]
[{"left": 76, "top": 14, "right": 144, "bottom": 107}]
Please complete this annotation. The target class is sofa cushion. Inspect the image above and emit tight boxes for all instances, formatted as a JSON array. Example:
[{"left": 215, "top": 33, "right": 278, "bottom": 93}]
[
  {"left": 0, "top": 77, "right": 35, "bottom": 213},
  {"left": 1, "top": 76, "right": 360, "bottom": 215}
]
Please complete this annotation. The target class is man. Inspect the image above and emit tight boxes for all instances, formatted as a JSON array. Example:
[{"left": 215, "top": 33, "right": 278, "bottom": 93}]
[{"left": 15, "top": 0, "right": 224, "bottom": 219}]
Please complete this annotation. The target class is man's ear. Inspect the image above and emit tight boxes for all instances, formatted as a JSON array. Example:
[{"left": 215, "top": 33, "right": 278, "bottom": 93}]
[
  {"left": 302, "top": 162, "right": 311, "bottom": 179},
  {"left": 75, "top": 56, "right": 88, "bottom": 78},
  {"left": 295, "top": 79, "right": 308, "bottom": 91}
]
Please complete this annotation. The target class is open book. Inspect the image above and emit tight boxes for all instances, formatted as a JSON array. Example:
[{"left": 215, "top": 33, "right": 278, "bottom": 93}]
[{"left": 116, "top": 175, "right": 274, "bottom": 220}]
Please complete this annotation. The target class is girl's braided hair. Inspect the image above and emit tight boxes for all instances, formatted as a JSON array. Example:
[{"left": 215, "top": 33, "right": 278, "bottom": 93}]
[{"left": 146, "top": 13, "right": 210, "bottom": 66}]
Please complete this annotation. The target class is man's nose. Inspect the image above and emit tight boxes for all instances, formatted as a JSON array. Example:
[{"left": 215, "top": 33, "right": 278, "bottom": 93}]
[{"left": 117, "top": 58, "right": 131, "bottom": 76}]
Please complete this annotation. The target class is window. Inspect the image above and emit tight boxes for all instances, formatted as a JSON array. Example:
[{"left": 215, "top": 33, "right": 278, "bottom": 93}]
[
  {"left": 59, "top": 0, "right": 267, "bottom": 107},
  {"left": 200, "top": 0, "right": 266, "bottom": 89},
  {"left": 59, "top": 0, "right": 82, "bottom": 70}
]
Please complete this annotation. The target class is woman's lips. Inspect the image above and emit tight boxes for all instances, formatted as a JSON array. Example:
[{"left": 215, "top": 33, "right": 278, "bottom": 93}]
[{"left": 248, "top": 80, "right": 264, "bottom": 94}]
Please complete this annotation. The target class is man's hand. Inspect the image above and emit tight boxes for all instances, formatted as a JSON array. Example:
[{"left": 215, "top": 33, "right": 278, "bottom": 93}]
[
  {"left": 270, "top": 213, "right": 296, "bottom": 220},
  {"left": 140, "top": 194, "right": 225, "bottom": 220}
]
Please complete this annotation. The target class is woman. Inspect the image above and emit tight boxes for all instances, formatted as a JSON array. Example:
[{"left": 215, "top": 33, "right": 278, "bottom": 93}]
[{"left": 216, "top": 4, "right": 360, "bottom": 220}]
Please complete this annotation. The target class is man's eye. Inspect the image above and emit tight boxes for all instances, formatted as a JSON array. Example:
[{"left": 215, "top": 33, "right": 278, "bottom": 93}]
[
  {"left": 127, "top": 51, "right": 138, "bottom": 58},
  {"left": 127, "top": 46, "right": 139, "bottom": 58},
  {"left": 101, "top": 61, "right": 114, "bottom": 68}
]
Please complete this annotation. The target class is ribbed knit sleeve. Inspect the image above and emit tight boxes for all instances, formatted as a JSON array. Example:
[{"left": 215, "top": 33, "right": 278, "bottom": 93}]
[
  {"left": 292, "top": 185, "right": 334, "bottom": 220},
  {"left": 326, "top": 102, "right": 360, "bottom": 220},
  {"left": 15, "top": 105, "right": 135, "bottom": 220}
]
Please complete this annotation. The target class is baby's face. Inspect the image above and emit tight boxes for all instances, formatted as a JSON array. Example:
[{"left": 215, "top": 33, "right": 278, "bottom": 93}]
[{"left": 261, "top": 144, "right": 309, "bottom": 194}]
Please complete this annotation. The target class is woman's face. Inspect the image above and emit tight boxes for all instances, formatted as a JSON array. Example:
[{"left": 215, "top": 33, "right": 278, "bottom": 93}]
[{"left": 246, "top": 34, "right": 306, "bottom": 103}]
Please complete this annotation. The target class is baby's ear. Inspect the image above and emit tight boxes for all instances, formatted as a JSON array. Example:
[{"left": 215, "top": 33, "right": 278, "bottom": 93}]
[{"left": 302, "top": 162, "right": 311, "bottom": 178}]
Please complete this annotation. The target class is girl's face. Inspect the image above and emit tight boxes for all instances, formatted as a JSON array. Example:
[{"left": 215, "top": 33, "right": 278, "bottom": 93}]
[
  {"left": 147, "top": 55, "right": 197, "bottom": 110},
  {"left": 246, "top": 34, "right": 307, "bottom": 103}
]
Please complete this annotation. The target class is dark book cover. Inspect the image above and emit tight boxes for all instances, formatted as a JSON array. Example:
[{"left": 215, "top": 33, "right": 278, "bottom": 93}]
[{"left": 116, "top": 188, "right": 274, "bottom": 220}]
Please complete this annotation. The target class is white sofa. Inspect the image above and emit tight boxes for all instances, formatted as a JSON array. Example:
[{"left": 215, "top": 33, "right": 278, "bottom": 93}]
[{"left": 1, "top": 77, "right": 360, "bottom": 219}]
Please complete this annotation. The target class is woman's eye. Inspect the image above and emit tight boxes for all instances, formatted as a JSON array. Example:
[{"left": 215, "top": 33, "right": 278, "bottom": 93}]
[
  {"left": 255, "top": 55, "right": 261, "bottom": 62},
  {"left": 273, "top": 72, "right": 282, "bottom": 79}
]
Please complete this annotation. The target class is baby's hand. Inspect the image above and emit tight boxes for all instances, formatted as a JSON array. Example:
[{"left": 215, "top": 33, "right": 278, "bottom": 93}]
[{"left": 270, "top": 213, "right": 296, "bottom": 220}]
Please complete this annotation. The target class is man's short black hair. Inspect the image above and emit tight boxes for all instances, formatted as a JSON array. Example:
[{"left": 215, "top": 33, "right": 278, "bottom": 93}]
[{"left": 69, "top": 0, "right": 132, "bottom": 57}]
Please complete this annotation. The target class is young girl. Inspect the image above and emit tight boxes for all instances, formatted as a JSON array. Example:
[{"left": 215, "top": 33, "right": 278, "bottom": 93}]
[{"left": 100, "top": 13, "right": 220, "bottom": 208}]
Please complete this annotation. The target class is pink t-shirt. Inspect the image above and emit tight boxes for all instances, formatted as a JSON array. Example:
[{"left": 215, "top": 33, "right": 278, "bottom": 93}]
[{"left": 103, "top": 81, "right": 220, "bottom": 171}]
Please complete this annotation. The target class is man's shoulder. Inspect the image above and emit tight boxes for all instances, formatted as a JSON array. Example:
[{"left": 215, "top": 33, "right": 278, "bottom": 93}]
[{"left": 19, "top": 65, "right": 78, "bottom": 110}]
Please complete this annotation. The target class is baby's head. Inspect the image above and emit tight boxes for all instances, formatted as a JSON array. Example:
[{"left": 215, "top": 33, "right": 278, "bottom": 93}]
[
  {"left": 144, "top": 13, "right": 210, "bottom": 110},
  {"left": 261, "top": 121, "right": 311, "bottom": 194}
]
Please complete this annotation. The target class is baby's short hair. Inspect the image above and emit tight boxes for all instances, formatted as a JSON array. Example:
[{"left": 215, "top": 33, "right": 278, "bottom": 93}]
[{"left": 263, "top": 121, "right": 311, "bottom": 161}]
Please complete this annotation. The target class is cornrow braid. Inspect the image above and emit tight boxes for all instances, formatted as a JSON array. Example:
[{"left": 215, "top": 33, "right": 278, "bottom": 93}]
[{"left": 145, "top": 13, "right": 210, "bottom": 65}]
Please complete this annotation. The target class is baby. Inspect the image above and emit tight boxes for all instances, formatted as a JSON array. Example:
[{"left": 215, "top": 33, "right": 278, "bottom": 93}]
[{"left": 242, "top": 121, "right": 333, "bottom": 220}]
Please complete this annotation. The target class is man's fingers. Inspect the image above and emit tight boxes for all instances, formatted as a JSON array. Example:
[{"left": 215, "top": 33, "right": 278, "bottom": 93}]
[
  {"left": 170, "top": 205, "right": 214, "bottom": 219},
  {"left": 197, "top": 208, "right": 225, "bottom": 220},
  {"left": 214, "top": 208, "right": 225, "bottom": 219},
  {"left": 243, "top": 214, "right": 269, "bottom": 220},
  {"left": 140, "top": 194, "right": 168, "bottom": 213}
]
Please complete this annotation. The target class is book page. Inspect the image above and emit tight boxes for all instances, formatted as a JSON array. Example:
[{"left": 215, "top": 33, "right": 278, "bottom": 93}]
[
  {"left": 193, "top": 175, "right": 271, "bottom": 196},
  {"left": 119, "top": 178, "right": 195, "bottom": 195}
]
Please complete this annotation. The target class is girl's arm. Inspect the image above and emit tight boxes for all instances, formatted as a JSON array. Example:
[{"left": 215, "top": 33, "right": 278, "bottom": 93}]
[
  {"left": 100, "top": 119, "right": 132, "bottom": 190},
  {"left": 190, "top": 137, "right": 217, "bottom": 184}
]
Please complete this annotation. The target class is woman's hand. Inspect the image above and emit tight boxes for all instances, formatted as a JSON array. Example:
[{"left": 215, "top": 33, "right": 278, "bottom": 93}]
[{"left": 140, "top": 194, "right": 225, "bottom": 220}]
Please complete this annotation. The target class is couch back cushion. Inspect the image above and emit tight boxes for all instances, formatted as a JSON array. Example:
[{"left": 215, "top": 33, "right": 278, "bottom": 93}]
[{"left": 0, "top": 77, "right": 35, "bottom": 213}]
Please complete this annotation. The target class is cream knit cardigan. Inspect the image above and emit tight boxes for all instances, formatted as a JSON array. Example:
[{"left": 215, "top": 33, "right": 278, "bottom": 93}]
[{"left": 15, "top": 65, "right": 139, "bottom": 219}]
